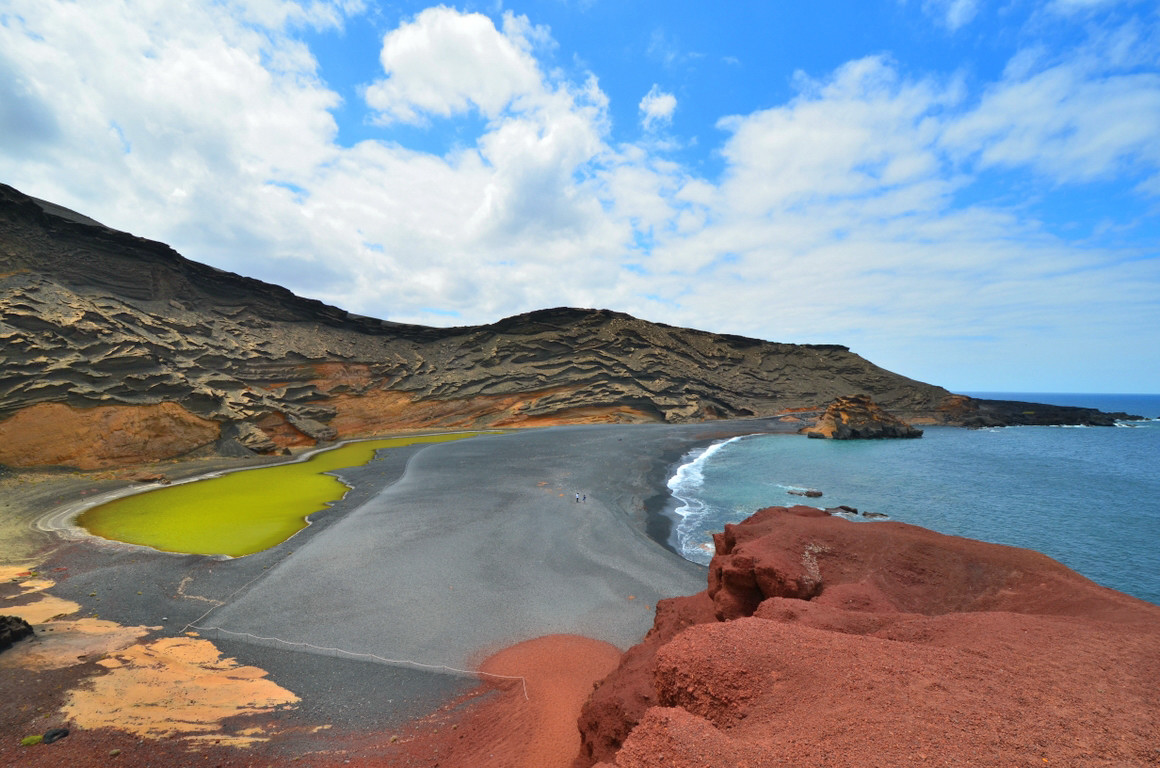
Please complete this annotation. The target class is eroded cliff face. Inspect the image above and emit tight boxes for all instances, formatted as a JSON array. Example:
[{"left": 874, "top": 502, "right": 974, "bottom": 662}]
[
  {"left": 0, "top": 183, "right": 1128, "bottom": 469},
  {"left": 575, "top": 506, "right": 1160, "bottom": 768}
]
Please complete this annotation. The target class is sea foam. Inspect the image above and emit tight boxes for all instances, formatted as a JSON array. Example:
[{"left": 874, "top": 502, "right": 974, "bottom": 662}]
[{"left": 667, "top": 437, "right": 744, "bottom": 565}]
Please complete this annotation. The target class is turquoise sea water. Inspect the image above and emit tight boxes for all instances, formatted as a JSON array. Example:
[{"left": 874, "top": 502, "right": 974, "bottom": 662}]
[{"left": 667, "top": 394, "right": 1160, "bottom": 605}]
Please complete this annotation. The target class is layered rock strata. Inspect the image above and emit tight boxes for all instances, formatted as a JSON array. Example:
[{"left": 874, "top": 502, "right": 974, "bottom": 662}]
[
  {"left": 800, "top": 393, "right": 923, "bottom": 439},
  {"left": 576, "top": 506, "right": 1160, "bottom": 767},
  {"left": 0, "top": 183, "right": 1135, "bottom": 469}
]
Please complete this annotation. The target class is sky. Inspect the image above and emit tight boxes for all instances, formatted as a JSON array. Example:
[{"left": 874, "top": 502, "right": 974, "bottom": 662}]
[{"left": 1, "top": 0, "right": 1158, "bottom": 394}]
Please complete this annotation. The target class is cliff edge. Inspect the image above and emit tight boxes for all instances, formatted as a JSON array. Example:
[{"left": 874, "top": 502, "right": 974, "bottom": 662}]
[{"left": 576, "top": 506, "right": 1160, "bottom": 767}]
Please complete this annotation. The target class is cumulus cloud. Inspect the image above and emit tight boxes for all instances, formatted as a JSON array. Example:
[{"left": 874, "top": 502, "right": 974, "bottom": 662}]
[
  {"left": 715, "top": 57, "right": 951, "bottom": 214},
  {"left": 363, "top": 7, "right": 545, "bottom": 124},
  {"left": 639, "top": 85, "right": 677, "bottom": 131},
  {"left": 0, "top": 1, "right": 1156, "bottom": 390}
]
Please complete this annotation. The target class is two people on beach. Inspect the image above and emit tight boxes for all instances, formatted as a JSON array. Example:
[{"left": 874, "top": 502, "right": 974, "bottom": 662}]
[{"left": 575, "top": 493, "right": 585, "bottom": 503}]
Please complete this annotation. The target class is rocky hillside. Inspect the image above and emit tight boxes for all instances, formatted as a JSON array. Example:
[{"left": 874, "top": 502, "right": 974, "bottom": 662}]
[{"left": 0, "top": 183, "right": 1132, "bottom": 469}]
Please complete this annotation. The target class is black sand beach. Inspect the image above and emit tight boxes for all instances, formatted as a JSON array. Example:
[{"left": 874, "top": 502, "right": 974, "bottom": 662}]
[{"left": 1, "top": 420, "right": 798, "bottom": 756}]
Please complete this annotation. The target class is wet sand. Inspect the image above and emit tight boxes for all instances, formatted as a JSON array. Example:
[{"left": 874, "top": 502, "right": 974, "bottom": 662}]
[{"left": 0, "top": 419, "right": 799, "bottom": 765}]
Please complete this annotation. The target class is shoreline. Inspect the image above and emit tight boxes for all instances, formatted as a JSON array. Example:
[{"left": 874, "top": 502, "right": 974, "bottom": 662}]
[
  {"left": 7, "top": 415, "right": 1153, "bottom": 766},
  {"left": 30, "top": 430, "right": 498, "bottom": 556},
  {"left": 0, "top": 419, "right": 798, "bottom": 766}
]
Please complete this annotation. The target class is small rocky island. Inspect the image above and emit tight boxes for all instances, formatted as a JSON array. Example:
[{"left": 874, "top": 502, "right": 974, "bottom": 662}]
[{"left": 800, "top": 393, "right": 924, "bottom": 439}]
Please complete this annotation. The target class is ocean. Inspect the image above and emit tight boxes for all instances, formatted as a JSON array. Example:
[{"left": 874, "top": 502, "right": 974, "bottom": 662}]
[{"left": 667, "top": 393, "right": 1160, "bottom": 605}]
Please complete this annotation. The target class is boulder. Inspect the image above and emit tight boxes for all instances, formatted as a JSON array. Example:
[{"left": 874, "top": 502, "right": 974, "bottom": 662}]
[
  {"left": 800, "top": 394, "right": 923, "bottom": 439},
  {"left": 0, "top": 615, "right": 34, "bottom": 652},
  {"left": 129, "top": 471, "right": 169, "bottom": 484}
]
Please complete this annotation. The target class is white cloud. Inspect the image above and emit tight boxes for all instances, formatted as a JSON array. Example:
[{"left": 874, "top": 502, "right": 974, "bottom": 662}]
[
  {"left": 715, "top": 57, "right": 950, "bottom": 214},
  {"left": 639, "top": 84, "right": 677, "bottom": 131},
  {"left": 363, "top": 7, "right": 544, "bottom": 124},
  {"left": 942, "top": 32, "right": 1160, "bottom": 188},
  {"left": 922, "top": 0, "right": 980, "bottom": 30},
  {"left": 0, "top": 2, "right": 1156, "bottom": 391},
  {"left": 1047, "top": 0, "right": 1136, "bottom": 14}
]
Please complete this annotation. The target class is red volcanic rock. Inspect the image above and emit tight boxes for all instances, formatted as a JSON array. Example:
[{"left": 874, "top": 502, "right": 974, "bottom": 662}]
[
  {"left": 801, "top": 393, "right": 923, "bottom": 439},
  {"left": 577, "top": 506, "right": 1160, "bottom": 768},
  {"left": 574, "top": 592, "right": 718, "bottom": 767}
]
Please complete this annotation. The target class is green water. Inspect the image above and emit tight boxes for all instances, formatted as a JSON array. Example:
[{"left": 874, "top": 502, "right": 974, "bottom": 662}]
[{"left": 79, "top": 434, "right": 479, "bottom": 557}]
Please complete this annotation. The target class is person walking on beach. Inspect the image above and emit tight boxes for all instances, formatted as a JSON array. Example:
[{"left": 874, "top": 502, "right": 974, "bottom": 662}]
[{"left": 576, "top": 493, "right": 580, "bottom": 503}]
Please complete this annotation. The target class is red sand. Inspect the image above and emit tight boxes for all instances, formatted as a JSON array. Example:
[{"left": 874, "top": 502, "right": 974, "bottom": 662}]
[
  {"left": 2, "top": 631, "right": 621, "bottom": 768},
  {"left": 7, "top": 505, "right": 1160, "bottom": 767}
]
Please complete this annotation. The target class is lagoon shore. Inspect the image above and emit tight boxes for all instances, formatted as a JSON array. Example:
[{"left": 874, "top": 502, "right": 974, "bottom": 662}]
[{"left": 0, "top": 419, "right": 799, "bottom": 767}]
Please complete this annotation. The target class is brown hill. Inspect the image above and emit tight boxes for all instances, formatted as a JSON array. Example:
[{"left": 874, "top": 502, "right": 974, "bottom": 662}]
[{"left": 0, "top": 183, "right": 1133, "bottom": 469}]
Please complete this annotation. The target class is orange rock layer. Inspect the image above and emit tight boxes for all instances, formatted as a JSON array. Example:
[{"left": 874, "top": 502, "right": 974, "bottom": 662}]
[
  {"left": 0, "top": 386, "right": 660, "bottom": 469},
  {"left": 0, "top": 402, "right": 220, "bottom": 469}
]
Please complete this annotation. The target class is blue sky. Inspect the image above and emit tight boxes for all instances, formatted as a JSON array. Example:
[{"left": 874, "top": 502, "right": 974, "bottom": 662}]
[{"left": 2, "top": 0, "right": 1158, "bottom": 394}]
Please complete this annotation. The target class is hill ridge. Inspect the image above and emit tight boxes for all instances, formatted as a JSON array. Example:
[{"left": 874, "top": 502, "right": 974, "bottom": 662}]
[{"left": 0, "top": 182, "right": 1129, "bottom": 469}]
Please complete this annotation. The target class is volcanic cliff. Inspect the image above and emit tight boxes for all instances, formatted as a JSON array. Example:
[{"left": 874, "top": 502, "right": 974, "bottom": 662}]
[
  {"left": 0, "top": 183, "right": 1132, "bottom": 469},
  {"left": 575, "top": 506, "right": 1160, "bottom": 767}
]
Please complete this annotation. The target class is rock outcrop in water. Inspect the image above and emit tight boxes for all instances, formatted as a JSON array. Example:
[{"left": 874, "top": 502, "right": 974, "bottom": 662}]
[
  {"left": 800, "top": 393, "right": 923, "bottom": 439},
  {"left": 575, "top": 506, "right": 1160, "bottom": 767},
  {"left": 0, "top": 183, "right": 1135, "bottom": 469}
]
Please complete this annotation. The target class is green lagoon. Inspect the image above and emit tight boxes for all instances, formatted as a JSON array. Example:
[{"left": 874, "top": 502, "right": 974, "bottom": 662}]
[{"left": 79, "top": 433, "right": 479, "bottom": 557}]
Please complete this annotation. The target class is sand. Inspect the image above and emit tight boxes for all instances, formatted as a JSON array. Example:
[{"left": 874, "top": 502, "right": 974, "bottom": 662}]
[{"left": 0, "top": 419, "right": 796, "bottom": 767}]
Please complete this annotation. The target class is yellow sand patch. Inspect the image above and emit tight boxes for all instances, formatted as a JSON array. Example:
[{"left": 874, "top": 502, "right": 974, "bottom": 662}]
[
  {"left": 15, "top": 577, "right": 54, "bottom": 593},
  {"left": 62, "top": 635, "right": 299, "bottom": 742},
  {"left": 179, "top": 732, "right": 271, "bottom": 749},
  {"left": 4, "top": 593, "right": 81, "bottom": 624},
  {"left": 1, "top": 565, "right": 37, "bottom": 581},
  {"left": 0, "top": 618, "right": 155, "bottom": 671}
]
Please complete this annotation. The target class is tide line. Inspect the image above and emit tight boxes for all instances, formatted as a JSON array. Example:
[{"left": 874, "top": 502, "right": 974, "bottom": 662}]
[{"left": 188, "top": 623, "right": 529, "bottom": 700}]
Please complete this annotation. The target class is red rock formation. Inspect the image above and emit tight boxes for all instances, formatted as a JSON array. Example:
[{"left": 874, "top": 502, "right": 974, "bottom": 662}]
[
  {"left": 576, "top": 506, "right": 1160, "bottom": 767},
  {"left": 800, "top": 393, "right": 923, "bottom": 439}
]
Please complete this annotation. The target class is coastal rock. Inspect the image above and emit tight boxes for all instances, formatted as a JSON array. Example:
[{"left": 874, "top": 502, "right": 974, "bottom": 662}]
[
  {"left": 0, "top": 615, "right": 34, "bottom": 652},
  {"left": 800, "top": 394, "right": 924, "bottom": 439},
  {"left": 41, "top": 727, "right": 69, "bottom": 744},
  {"left": 786, "top": 488, "right": 822, "bottom": 497},
  {"left": 575, "top": 506, "right": 1160, "bottom": 767},
  {"left": 938, "top": 393, "right": 1141, "bottom": 427},
  {"left": 129, "top": 471, "right": 169, "bottom": 484}
]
